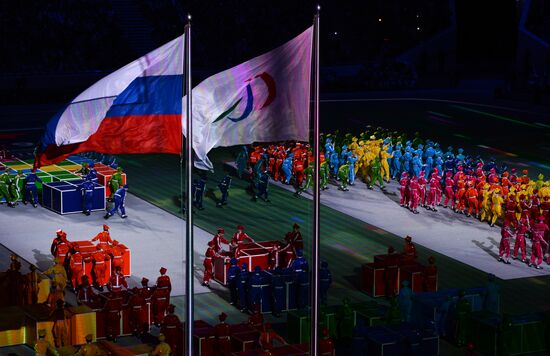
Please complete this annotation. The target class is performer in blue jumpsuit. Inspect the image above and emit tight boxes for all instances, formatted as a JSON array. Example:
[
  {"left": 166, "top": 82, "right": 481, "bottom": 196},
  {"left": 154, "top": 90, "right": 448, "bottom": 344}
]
[
  {"left": 104, "top": 184, "right": 128, "bottom": 219},
  {"left": 216, "top": 175, "right": 231, "bottom": 207},
  {"left": 296, "top": 269, "right": 310, "bottom": 309},
  {"left": 290, "top": 249, "right": 308, "bottom": 273},
  {"left": 254, "top": 171, "right": 270, "bottom": 202},
  {"left": 79, "top": 177, "right": 95, "bottom": 216},
  {"left": 236, "top": 146, "right": 249, "bottom": 179},
  {"left": 248, "top": 266, "right": 263, "bottom": 311},
  {"left": 320, "top": 261, "right": 332, "bottom": 305},
  {"left": 281, "top": 155, "right": 293, "bottom": 185},
  {"left": 434, "top": 155, "right": 443, "bottom": 174},
  {"left": 236, "top": 263, "right": 249, "bottom": 312},
  {"left": 86, "top": 163, "right": 97, "bottom": 182},
  {"left": 271, "top": 267, "right": 285, "bottom": 317},
  {"left": 24, "top": 172, "right": 42, "bottom": 208},
  {"left": 192, "top": 177, "right": 205, "bottom": 210},
  {"left": 227, "top": 258, "right": 239, "bottom": 305}
]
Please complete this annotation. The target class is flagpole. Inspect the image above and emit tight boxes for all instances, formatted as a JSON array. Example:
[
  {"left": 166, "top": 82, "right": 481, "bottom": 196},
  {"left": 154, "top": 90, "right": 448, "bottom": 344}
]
[
  {"left": 184, "top": 14, "right": 194, "bottom": 356},
  {"left": 311, "top": 5, "right": 321, "bottom": 356}
]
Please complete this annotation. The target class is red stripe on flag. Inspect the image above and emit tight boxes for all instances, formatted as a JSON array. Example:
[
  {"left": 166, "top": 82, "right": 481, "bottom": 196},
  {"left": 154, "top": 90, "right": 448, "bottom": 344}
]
[{"left": 35, "top": 114, "right": 182, "bottom": 168}]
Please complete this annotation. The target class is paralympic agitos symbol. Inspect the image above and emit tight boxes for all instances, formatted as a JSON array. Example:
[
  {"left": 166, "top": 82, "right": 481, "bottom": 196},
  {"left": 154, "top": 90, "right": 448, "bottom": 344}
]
[{"left": 213, "top": 72, "right": 276, "bottom": 123}]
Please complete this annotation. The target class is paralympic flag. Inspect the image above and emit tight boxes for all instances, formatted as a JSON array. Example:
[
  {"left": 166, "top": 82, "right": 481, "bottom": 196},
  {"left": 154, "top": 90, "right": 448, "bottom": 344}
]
[
  {"left": 185, "top": 27, "right": 313, "bottom": 170},
  {"left": 34, "top": 35, "right": 185, "bottom": 168}
]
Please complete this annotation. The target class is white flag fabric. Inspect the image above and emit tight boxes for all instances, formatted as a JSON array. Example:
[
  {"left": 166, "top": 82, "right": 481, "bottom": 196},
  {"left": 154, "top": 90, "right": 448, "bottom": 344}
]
[{"left": 184, "top": 27, "right": 313, "bottom": 170}]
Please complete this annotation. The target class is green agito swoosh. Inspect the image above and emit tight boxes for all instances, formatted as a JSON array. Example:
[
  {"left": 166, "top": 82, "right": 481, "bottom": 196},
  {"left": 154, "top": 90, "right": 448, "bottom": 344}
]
[{"left": 212, "top": 98, "right": 243, "bottom": 124}]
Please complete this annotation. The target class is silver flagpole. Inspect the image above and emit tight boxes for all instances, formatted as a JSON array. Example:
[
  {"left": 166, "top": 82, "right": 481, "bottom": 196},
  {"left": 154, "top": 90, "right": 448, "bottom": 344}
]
[
  {"left": 184, "top": 14, "right": 194, "bottom": 356},
  {"left": 311, "top": 5, "right": 321, "bottom": 356}
]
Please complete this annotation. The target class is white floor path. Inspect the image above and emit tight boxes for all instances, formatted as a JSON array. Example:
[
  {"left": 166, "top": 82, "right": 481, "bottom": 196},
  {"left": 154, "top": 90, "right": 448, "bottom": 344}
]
[
  {"left": 277, "top": 177, "right": 550, "bottom": 280},
  {"left": 0, "top": 194, "right": 211, "bottom": 296}
]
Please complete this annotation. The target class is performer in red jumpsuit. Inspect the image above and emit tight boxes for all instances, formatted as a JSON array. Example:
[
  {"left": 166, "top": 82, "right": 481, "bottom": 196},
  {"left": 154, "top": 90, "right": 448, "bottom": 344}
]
[
  {"left": 152, "top": 267, "right": 172, "bottom": 325},
  {"left": 69, "top": 251, "right": 84, "bottom": 290},
  {"left": 274, "top": 148, "right": 285, "bottom": 182},
  {"left": 504, "top": 194, "right": 518, "bottom": 227},
  {"left": 519, "top": 195, "right": 532, "bottom": 227},
  {"left": 211, "top": 228, "right": 229, "bottom": 253},
  {"left": 418, "top": 171, "right": 427, "bottom": 207},
  {"left": 293, "top": 156, "right": 305, "bottom": 186},
  {"left": 402, "top": 236, "right": 417, "bottom": 264},
  {"left": 109, "top": 240, "right": 125, "bottom": 274},
  {"left": 540, "top": 197, "right": 550, "bottom": 225},
  {"left": 231, "top": 225, "right": 255, "bottom": 253},
  {"left": 442, "top": 171, "right": 455, "bottom": 209},
  {"left": 427, "top": 172, "right": 441, "bottom": 211},
  {"left": 399, "top": 172, "right": 409, "bottom": 207},
  {"left": 530, "top": 190, "right": 541, "bottom": 221},
  {"left": 530, "top": 216, "right": 549, "bottom": 269},
  {"left": 76, "top": 275, "right": 96, "bottom": 306},
  {"left": 498, "top": 222, "right": 513, "bottom": 264},
  {"left": 408, "top": 176, "right": 420, "bottom": 214},
  {"left": 161, "top": 304, "right": 182, "bottom": 356},
  {"left": 104, "top": 293, "right": 122, "bottom": 342},
  {"left": 88, "top": 246, "right": 108, "bottom": 287},
  {"left": 203, "top": 241, "right": 219, "bottom": 287},
  {"left": 108, "top": 266, "right": 128, "bottom": 295},
  {"left": 513, "top": 216, "right": 530, "bottom": 262},
  {"left": 285, "top": 223, "right": 304, "bottom": 252},
  {"left": 259, "top": 322, "right": 286, "bottom": 352},
  {"left": 454, "top": 179, "right": 466, "bottom": 214},
  {"left": 128, "top": 287, "right": 146, "bottom": 336},
  {"left": 91, "top": 224, "right": 113, "bottom": 250},
  {"left": 214, "top": 313, "right": 231, "bottom": 356},
  {"left": 51, "top": 229, "right": 69, "bottom": 256},
  {"left": 423, "top": 256, "right": 438, "bottom": 292},
  {"left": 466, "top": 182, "right": 479, "bottom": 218}
]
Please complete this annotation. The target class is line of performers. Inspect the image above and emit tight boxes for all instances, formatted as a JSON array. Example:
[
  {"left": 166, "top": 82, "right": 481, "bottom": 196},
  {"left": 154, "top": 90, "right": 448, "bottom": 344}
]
[{"left": 499, "top": 215, "right": 549, "bottom": 268}]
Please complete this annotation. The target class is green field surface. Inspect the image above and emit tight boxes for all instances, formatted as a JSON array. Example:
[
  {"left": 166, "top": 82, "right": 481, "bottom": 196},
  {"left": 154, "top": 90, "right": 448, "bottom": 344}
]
[{"left": 118, "top": 148, "right": 550, "bottom": 316}]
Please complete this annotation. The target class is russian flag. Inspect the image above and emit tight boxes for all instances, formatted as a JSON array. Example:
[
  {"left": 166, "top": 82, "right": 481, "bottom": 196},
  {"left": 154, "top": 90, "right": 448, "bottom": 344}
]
[{"left": 35, "top": 35, "right": 185, "bottom": 168}]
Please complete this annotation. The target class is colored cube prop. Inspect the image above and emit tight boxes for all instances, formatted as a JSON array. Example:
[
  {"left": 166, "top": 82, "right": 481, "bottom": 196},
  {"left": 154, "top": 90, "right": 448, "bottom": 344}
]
[
  {"left": 366, "top": 327, "right": 400, "bottom": 356},
  {"left": 42, "top": 181, "right": 105, "bottom": 214},
  {"left": 498, "top": 313, "right": 547, "bottom": 355},
  {"left": 0, "top": 307, "right": 26, "bottom": 347},
  {"left": 361, "top": 263, "right": 395, "bottom": 297},
  {"left": 353, "top": 302, "right": 388, "bottom": 327},
  {"left": 68, "top": 305, "right": 97, "bottom": 345},
  {"left": 231, "top": 330, "right": 261, "bottom": 352},
  {"left": 287, "top": 308, "right": 337, "bottom": 344},
  {"left": 400, "top": 264, "right": 425, "bottom": 293},
  {"left": 193, "top": 324, "right": 215, "bottom": 356},
  {"left": 466, "top": 311, "right": 501, "bottom": 356}
]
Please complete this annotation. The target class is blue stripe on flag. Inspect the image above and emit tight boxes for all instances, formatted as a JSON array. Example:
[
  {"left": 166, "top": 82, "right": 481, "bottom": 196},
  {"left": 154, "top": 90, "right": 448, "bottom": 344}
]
[{"left": 106, "top": 75, "right": 183, "bottom": 118}]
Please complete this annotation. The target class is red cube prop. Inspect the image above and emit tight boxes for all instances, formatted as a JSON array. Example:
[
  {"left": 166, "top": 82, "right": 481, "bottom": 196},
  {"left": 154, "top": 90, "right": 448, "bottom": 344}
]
[
  {"left": 231, "top": 330, "right": 260, "bottom": 352},
  {"left": 194, "top": 326, "right": 216, "bottom": 356},
  {"left": 400, "top": 264, "right": 425, "bottom": 293},
  {"left": 361, "top": 263, "right": 386, "bottom": 297}
]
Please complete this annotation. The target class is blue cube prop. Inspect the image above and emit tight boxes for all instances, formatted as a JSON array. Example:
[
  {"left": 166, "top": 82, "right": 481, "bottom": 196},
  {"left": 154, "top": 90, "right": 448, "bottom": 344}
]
[
  {"left": 366, "top": 327, "right": 400, "bottom": 356},
  {"left": 42, "top": 180, "right": 105, "bottom": 215}
]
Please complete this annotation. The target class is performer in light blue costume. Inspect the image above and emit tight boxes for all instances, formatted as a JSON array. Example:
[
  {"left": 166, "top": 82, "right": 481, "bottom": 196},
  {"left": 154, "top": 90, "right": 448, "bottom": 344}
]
[
  {"left": 281, "top": 154, "right": 293, "bottom": 185},
  {"left": 402, "top": 147, "right": 413, "bottom": 175},
  {"left": 347, "top": 152, "right": 358, "bottom": 185},
  {"left": 330, "top": 150, "right": 340, "bottom": 179},
  {"left": 391, "top": 143, "right": 402, "bottom": 179}
]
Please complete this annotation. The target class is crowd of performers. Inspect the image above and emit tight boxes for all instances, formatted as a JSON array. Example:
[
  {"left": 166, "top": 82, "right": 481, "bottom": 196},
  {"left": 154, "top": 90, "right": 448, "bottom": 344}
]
[
  {"left": 202, "top": 224, "right": 332, "bottom": 315},
  {"left": 44, "top": 225, "right": 182, "bottom": 351},
  {"left": 235, "top": 127, "right": 550, "bottom": 268}
]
